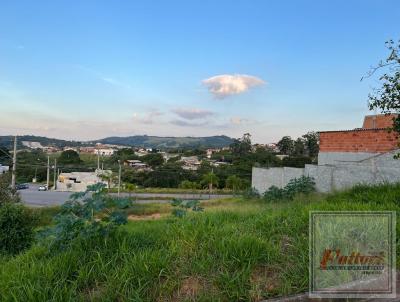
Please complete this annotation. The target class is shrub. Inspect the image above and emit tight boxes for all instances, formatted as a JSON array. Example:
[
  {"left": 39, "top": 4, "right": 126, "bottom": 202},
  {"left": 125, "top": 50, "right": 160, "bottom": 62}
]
[
  {"left": 0, "top": 203, "right": 36, "bottom": 255},
  {"left": 263, "top": 185, "right": 285, "bottom": 201},
  {"left": 179, "top": 180, "right": 200, "bottom": 190},
  {"left": 39, "top": 183, "right": 132, "bottom": 251},
  {"left": 0, "top": 174, "right": 20, "bottom": 204},
  {"left": 170, "top": 198, "right": 203, "bottom": 217},
  {"left": 225, "top": 175, "right": 245, "bottom": 191},
  {"left": 263, "top": 176, "right": 315, "bottom": 202},
  {"left": 242, "top": 187, "right": 260, "bottom": 199}
]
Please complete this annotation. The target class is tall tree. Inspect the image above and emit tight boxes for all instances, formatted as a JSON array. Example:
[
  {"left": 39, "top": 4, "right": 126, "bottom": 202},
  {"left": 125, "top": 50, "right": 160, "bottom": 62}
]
[
  {"left": 277, "top": 136, "right": 294, "bottom": 155},
  {"left": 58, "top": 150, "right": 82, "bottom": 165},
  {"left": 294, "top": 138, "right": 305, "bottom": 156},
  {"left": 302, "top": 132, "right": 319, "bottom": 158},
  {"left": 367, "top": 40, "right": 400, "bottom": 133},
  {"left": 231, "top": 133, "right": 252, "bottom": 157},
  {"left": 202, "top": 172, "right": 219, "bottom": 192}
]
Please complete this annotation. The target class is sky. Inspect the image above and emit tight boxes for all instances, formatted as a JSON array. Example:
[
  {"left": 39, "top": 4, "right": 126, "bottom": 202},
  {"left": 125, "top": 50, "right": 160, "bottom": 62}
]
[{"left": 0, "top": 0, "right": 399, "bottom": 143}]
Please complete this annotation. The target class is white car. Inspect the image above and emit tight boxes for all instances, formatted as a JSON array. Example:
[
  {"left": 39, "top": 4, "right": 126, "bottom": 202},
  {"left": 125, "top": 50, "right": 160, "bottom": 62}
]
[{"left": 38, "top": 185, "right": 47, "bottom": 191}]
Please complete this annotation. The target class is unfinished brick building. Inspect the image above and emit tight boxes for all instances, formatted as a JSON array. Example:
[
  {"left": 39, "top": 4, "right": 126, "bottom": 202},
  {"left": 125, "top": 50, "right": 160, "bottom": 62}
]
[
  {"left": 318, "top": 114, "right": 398, "bottom": 165},
  {"left": 253, "top": 114, "right": 400, "bottom": 193}
]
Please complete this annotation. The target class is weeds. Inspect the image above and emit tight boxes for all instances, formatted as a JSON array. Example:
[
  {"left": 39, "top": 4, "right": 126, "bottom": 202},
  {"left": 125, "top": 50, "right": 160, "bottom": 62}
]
[
  {"left": 1, "top": 183, "right": 400, "bottom": 301},
  {"left": 263, "top": 176, "right": 315, "bottom": 202}
]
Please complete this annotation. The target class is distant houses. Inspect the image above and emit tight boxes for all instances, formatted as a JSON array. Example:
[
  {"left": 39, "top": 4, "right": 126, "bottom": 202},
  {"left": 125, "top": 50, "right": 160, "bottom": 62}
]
[
  {"left": 180, "top": 156, "right": 201, "bottom": 170},
  {"left": 124, "top": 159, "right": 152, "bottom": 172},
  {"left": 94, "top": 148, "right": 115, "bottom": 156}
]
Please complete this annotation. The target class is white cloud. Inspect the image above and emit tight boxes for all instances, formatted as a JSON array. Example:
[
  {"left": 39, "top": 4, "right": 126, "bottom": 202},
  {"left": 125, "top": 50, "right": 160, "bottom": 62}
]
[
  {"left": 202, "top": 74, "right": 265, "bottom": 99},
  {"left": 133, "top": 110, "right": 163, "bottom": 124},
  {"left": 172, "top": 108, "right": 214, "bottom": 120},
  {"left": 170, "top": 119, "right": 208, "bottom": 127},
  {"left": 230, "top": 117, "right": 248, "bottom": 125}
]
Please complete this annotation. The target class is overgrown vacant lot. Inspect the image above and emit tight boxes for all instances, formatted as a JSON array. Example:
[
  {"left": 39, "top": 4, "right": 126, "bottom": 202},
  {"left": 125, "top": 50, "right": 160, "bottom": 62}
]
[{"left": 1, "top": 184, "right": 400, "bottom": 301}]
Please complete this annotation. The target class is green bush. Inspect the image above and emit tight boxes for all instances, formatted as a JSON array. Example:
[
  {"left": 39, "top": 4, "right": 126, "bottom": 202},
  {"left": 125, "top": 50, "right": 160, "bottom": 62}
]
[
  {"left": 179, "top": 180, "right": 200, "bottom": 189},
  {"left": 39, "top": 183, "right": 132, "bottom": 252},
  {"left": 0, "top": 203, "right": 36, "bottom": 255},
  {"left": 242, "top": 187, "right": 260, "bottom": 199},
  {"left": 263, "top": 176, "right": 315, "bottom": 202},
  {"left": 170, "top": 198, "right": 203, "bottom": 217}
]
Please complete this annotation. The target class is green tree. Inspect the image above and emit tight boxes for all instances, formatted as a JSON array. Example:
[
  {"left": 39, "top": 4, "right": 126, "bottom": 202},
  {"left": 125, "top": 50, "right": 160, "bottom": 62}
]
[
  {"left": 179, "top": 180, "right": 200, "bottom": 189},
  {"left": 58, "top": 150, "right": 82, "bottom": 165},
  {"left": 277, "top": 136, "right": 294, "bottom": 155},
  {"left": 294, "top": 138, "right": 305, "bottom": 156},
  {"left": 16, "top": 149, "right": 48, "bottom": 182},
  {"left": 125, "top": 183, "right": 136, "bottom": 197},
  {"left": 367, "top": 40, "right": 400, "bottom": 134},
  {"left": 0, "top": 174, "right": 20, "bottom": 204},
  {"left": 109, "top": 148, "right": 138, "bottom": 163},
  {"left": 231, "top": 133, "right": 252, "bottom": 157},
  {"left": 225, "top": 175, "right": 243, "bottom": 191},
  {"left": 302, "top": 132, "right": 319, "bottom": 158},
  {"left": 202, "top": 172, "right": 219, "bottom": 192},
  {"left": 0, "top": 147, "right": 11, "bottom": 165},
  {"left": 141, "top": 153, "right": 164, "bottom": 168}
]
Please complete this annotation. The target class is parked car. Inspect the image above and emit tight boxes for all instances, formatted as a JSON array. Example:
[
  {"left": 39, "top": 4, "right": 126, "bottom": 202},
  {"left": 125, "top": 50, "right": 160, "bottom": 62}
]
[
  {"left": 16, "top": 183, "right": 29, "bottom": 190},
  {"left": 38, "top": 185, "right": 47, "bottom": 191}
]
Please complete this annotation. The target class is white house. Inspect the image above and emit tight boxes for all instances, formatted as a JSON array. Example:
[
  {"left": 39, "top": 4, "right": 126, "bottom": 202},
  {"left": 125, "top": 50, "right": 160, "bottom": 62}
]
[
  {"left": 180, "top": 156, "right": 201, "bottom": 170},
  {"left": 94, "top": 148, "right": 115, "bottom": 156},
  {"left": 56, "top": 169, "right": 111, "bottom": 192}
]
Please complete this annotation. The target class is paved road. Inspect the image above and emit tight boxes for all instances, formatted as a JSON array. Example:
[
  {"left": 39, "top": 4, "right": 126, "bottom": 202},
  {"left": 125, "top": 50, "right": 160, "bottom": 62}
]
[{"left": 19, "top": 184, "right": 232, "bottom": 207}]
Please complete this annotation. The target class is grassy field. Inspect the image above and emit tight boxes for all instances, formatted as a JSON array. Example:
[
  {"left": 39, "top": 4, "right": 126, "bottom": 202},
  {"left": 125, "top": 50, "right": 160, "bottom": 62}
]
[{"left": 1, "top": 184, "right": 400, "bottom": 301}]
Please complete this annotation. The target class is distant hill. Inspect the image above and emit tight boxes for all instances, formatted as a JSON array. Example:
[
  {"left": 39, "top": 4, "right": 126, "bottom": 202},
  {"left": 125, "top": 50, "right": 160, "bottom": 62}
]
[
  {"left": 0, "top": 135, "right": 88, "bottom": 149},
  {"left": 0, "top": 135, "right": 234, "bottom": 150},
  {"left": 95, "top": 135, "right": 234, "bottom": 149}
]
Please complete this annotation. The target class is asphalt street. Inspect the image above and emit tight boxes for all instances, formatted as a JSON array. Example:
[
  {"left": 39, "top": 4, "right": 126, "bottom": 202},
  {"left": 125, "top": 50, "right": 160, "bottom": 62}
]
[{"left": 19, "top": 184, "right": 232, "bottom": 207}]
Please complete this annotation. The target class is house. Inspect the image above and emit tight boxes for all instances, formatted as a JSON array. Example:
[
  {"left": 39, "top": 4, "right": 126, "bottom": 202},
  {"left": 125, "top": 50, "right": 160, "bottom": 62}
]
[
  {"left": 318, "top": 114, "right": 398, "bottom": 165},
  {"left": 206, "top": 148, "right": 220, "bottom": 159},
  {"left": 79, "top": 146, "right": 96, "bottom": 153},
  {"left": 63, "top": 146, "right": 79, "bottom": 152},
  {"left": 0, "top": 165, "right": 9, "bottom": 174},
  {"left": 56, "top": 169, "right": 110, "bottom": 192},
  {"left": 22, "top": 141, "right": 44, "bottom": 149},
  {"left": 160, "top": 152, "right": 179, "bottom": 161},
  {"left": 180, "top": 156, "right": 201, "bottom": 170},
  {"left": 124, "top": 159, "right": 152, "bottom": 172},
  {"left": 252, "top": 114, "right": 400, "bottom": 193},
  {"left": 94, "top": 148, "right": 115, "bottom": 156},
  {"left": 134, "top": 148, "right": 149, "bottom": 157}
]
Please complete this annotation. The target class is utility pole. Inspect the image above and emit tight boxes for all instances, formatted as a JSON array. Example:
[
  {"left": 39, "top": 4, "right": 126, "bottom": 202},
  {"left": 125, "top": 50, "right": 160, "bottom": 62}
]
[
  {"left": 46, "top": 156, "right": 50, "bottom": 189},
  {"left": 11, "top": 136, "right": 17, "bottom": 190},
  {"left": 53, "top": 158, "right": 57, "bottom": 190},
  {"left": 97, "top": 148, "right": 100, "bottom": 170},
  {"left": 118, "top": 160, "right": 121, "bottom": 197}
]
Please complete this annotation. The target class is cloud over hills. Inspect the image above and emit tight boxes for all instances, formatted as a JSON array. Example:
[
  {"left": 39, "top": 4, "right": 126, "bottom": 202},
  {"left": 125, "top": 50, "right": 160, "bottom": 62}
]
[
  {"left": 202, "top": 74, "right": 265, "bottom": 99},
  {"left": 172, "top": 108, "right": 214, "bottom": 120}
]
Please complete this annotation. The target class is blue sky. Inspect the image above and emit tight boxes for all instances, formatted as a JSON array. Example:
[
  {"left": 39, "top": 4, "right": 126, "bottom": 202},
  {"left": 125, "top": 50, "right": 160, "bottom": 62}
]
[{"left": 0, "top": 0, "right": 399, "bottom": 142}]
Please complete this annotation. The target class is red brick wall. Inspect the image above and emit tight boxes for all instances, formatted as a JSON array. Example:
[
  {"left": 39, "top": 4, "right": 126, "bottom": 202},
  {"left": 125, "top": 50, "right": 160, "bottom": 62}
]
[
  {"left": 319, "top": 129, "right": 399, "bottom": 153},
  {"left": 362, "top": 114, "right": 397, "bottom": 129}
]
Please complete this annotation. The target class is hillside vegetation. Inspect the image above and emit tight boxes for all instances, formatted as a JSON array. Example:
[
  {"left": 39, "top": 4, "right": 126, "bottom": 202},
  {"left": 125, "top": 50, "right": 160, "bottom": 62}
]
[
  {"left": 0, "top": 135, "right": 234, "bottom": 150},
  {"left": 1, "top": 183, "right": 400, "bottom": 301},
  {"left": 96, "top": 135, "right": 234, "bottom": 149}
]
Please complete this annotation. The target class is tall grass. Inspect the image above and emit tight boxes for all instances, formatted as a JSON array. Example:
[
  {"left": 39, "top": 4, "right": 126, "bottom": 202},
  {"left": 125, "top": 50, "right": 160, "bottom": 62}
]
[{"left": 1, "top": 183, "right": 400, "bottom": 301}]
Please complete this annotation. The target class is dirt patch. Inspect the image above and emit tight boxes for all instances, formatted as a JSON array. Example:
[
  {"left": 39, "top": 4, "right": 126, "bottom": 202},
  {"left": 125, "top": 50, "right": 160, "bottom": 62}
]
[
  {"left": 163, "top": 276, "right": 215, "bottom": 302},
  {"left": 81, "top": 283, "right": 106, "bottom": 301},
  {"left": 250, "top": 266, "right": 282, "bottom": 302},
  {"left": 178, "top": 277, "right": 202, "bottom": 300},
  {"left": 128, "top": 213, "right": 162, "bottom": 221}
]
